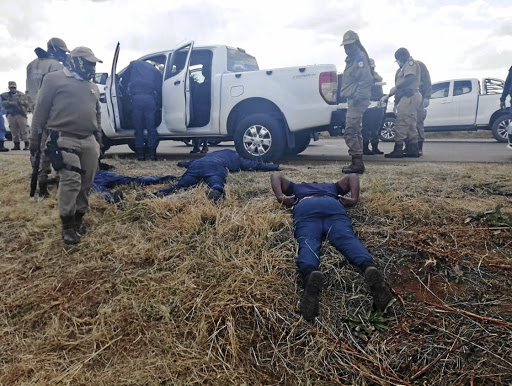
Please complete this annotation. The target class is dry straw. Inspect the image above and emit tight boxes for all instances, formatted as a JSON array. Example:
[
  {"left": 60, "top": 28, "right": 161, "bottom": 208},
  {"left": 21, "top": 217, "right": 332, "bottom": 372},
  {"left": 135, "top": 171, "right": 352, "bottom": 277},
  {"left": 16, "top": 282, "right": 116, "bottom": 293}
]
[{"left": 0, "top": 155, "right": 511, "bottom": 385}]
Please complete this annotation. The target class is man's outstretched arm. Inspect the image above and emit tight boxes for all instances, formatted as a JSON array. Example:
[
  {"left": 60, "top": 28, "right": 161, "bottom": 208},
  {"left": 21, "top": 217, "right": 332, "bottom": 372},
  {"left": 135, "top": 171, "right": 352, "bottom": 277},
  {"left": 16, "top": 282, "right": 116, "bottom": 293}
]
[
  {"left": 270, "top": 173, "right": 296, "bottom": 207},
  {"left": 337, "top": 173, "right": 360, "bottom": 207}
]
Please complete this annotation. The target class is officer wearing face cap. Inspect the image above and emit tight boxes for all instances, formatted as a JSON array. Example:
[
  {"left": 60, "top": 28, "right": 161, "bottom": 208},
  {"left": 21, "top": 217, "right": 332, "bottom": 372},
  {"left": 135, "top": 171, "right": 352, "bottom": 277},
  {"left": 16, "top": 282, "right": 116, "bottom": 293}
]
[
  {"left": 26, "top": 37, "right": 70, "bottom": 197},
  {"left": 381, "top": 47, "right": 422, "bottom": 158},
  {"left": 30, "top": 46, "right": 104, "bottom": 245},
  {"left": 1, "top": 81, "right": 30, "bottom": 150},
  {"left": 339, "top": 30, "right": 373, "bottom": 174}
]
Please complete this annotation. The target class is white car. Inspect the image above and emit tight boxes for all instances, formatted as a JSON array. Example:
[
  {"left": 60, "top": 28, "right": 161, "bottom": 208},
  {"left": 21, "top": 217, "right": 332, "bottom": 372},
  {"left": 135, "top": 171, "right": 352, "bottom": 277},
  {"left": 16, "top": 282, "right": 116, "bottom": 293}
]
[
  {"left": 380, "top": 78, "right": 510, "bottom": 143},
  {"left": 96, "top": 41, "right": 339, "bottom": 161}
]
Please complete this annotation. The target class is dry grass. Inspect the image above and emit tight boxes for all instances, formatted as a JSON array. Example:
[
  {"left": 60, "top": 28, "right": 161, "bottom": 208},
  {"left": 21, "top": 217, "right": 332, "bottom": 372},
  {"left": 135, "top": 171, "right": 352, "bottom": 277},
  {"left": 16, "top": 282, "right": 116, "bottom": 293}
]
[{"left": 1, "top": 154, "right": 511, "bottom": 385}]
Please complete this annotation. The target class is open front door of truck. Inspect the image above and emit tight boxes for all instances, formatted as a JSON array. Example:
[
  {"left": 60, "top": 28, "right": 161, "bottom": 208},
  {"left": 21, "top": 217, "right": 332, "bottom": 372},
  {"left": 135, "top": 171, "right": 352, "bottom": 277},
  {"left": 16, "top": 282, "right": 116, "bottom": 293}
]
[
  {"left": 162, "top": 41, "right": 193, "bottom": 132},
  {"left": 105, "top": 42, "right": 121, "bottom": 131}
]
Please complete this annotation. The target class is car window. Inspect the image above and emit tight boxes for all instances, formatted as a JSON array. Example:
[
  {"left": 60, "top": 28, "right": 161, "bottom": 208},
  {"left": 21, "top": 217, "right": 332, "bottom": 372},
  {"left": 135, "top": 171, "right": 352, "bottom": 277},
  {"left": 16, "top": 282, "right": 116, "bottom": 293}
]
[
  {"left": 453, "top": 80, "right": 472, "bottom": 96},
  {"left": 431, "top": 82, "right": 450, "bottom": 99},
  {"left": 165, "top": 45, "right": 191, "bottom": 80},
  {"left": 227, "top": 48, "right": 259, "bottom": 72}
]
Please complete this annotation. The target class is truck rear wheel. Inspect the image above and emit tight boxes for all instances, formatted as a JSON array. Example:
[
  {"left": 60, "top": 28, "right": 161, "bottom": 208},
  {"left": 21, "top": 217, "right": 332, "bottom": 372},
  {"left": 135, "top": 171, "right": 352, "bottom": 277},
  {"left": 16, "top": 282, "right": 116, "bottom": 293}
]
[
  {"left": 491, "top": 115, "right": 510, "bottom": 143},
  {"left": 379, "top": 117, "right": 396, "bottom": 142},
  {"left": 234, "top": 114, "right": 285, "bottom": 161}
]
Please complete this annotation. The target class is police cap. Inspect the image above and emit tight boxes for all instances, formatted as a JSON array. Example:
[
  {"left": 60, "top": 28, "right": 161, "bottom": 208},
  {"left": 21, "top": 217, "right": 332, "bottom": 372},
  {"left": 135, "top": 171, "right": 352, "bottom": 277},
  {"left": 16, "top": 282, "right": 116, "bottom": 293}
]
[
  {"left": 47, "top": 37, "right": 69, "bottom": 53},
  {"left": 8, "top": 81, "right": 16, "bottom": 88},
  {"left": 340, "top": 30, "right": 360, "bottom": 46},
  {"left": 70, "top": 47, "right": 103, "bottom": 63}
]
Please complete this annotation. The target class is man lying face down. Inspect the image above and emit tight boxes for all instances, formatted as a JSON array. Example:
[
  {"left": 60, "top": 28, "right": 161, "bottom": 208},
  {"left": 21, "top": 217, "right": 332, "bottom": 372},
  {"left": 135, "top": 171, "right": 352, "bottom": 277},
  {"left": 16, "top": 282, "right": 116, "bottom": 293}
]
[{"left": 271, "top": 172, "right": 395, "bottom": 322}]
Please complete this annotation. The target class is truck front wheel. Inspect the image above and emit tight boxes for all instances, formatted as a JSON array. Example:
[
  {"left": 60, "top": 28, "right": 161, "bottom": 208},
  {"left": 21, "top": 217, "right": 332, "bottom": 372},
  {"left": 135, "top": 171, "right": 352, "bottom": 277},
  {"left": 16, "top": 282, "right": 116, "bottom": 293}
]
[
  {"left": 491, "top": 115, "right": 510, "bottom": 143},
  {"left": 380, "top": 117, "right": 396, "bottom": 142},
  {"left": 234, "top": 114, "right": 285, "bottom": 161}
]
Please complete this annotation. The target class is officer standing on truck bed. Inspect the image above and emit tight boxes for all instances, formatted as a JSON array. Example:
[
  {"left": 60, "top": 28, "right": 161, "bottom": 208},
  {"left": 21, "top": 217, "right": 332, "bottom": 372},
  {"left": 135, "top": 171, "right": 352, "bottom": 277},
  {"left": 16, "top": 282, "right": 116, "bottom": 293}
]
[
  {"left": 30, "top": 47, "right": 103, "bottom": 245},
  {"left": 381, "top": 47, "right": 422, "bottom": 158},
  {"left": 339, "top": 30, "right": 373, "bottom": 174}
]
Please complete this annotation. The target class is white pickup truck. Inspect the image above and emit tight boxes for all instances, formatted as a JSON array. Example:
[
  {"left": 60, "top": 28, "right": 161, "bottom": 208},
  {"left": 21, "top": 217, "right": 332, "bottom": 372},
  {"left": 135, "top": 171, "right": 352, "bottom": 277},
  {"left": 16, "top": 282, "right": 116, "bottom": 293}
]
[
  {"left": 379, "top": 78, "right": 510, "bottom": 143},
  {"left": 96, "top": 41, "right": 339, "bottom": 161}
]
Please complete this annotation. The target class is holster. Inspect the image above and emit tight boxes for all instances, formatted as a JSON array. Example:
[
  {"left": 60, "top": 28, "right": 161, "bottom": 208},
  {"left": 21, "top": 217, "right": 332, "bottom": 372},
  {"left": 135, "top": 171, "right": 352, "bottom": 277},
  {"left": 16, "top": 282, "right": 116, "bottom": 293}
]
[{"left": 45, "top": 131, "right": 86, "bottom": 175}]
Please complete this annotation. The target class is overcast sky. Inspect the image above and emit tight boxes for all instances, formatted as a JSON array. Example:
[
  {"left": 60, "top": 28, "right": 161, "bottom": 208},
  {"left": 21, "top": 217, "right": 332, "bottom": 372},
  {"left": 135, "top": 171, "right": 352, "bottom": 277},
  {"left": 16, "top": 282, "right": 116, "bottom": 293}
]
[{"left": 1, "top": 0, "right": 511, "bottom": 95}]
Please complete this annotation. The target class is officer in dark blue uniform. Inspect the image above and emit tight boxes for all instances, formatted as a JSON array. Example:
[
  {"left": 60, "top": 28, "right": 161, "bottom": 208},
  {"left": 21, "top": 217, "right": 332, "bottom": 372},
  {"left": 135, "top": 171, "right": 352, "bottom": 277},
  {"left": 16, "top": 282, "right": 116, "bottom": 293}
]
[
  {"left": 141, "top": 149, "right": 288, "bottom": 201},
  {"left": 271, "top": 172, "right": 394, "bottom": 322},
  {"left": 123, "top": 60, "right": 163, "bottom": 161}
]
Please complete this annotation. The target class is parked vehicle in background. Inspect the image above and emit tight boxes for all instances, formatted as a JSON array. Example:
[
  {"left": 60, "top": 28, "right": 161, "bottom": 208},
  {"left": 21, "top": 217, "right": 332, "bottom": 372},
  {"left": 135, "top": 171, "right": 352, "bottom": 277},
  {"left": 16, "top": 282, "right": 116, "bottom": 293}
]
[
  {"left": 95, "top": 41, "right": 339, "bottom": 161},
  {"left": 379, "top": 78, "right": 510, "bottom": 143}
]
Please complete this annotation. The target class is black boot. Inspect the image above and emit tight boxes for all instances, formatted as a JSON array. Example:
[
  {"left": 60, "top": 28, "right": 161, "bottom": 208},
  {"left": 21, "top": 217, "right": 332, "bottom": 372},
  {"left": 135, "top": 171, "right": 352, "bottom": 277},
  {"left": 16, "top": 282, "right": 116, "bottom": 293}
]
[
  {"left": 136, "top": 147, "right": 145, "bottom": 161},
  {"left": 74, "top": 211, "right": 87, "bottom": 236},
  {"left": 363, "top": 139, "right": 374, "bottom": 155},
  {"left": 364, "top": 266, "right": 394, "bottom": 312},
  {"left": 384, "top": 142, "right": 404, "bottom": 158},
  {"left": 148, "top": 147, "right": 157, "bottom": 161},
  {"left": 300, "top": 271, "right": 325, "bottom": 322},
  {"left": 370, "top": 140, "right": 384, "bottom": 155},
  {"left": 342, "top": 155, "right": 365, "bottom": 174},
  {"left": 418, "top": 141, "right": 424, "bottom": 156},
  {"left": 13, "top": 142, "right": 21, "bottom": 150},
  {"left": 190, "top": 141, "right": 201, "bottom": 154},
  {"left": 23, "top": 141, "right": 29, "bottom": 150},
  {"left": 200, "top": 141, "right": 209, "bottom": 153},
  {"left": 38, "top": 182, "right": 49, "bottom": 198},
  {"left": 0, "top": 140, "right": 8, "bottom": 152},
  {"left": 403, "top": 142, "right": 419, "bottom": 158},
  {"left": 61, "top": 215, "right": 80, "bottom": 245}
]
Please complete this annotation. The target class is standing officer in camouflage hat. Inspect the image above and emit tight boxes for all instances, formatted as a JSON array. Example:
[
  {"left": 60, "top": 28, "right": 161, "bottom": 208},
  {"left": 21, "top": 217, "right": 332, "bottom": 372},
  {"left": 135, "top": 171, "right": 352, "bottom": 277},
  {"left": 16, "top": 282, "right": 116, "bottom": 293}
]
[
  {"left": 26, "top": 37, "right": 70, "bottom": 197},
  {"left": 381, "top": 48, "right": 422, "bottom": 158},
  {"left": 30, "top": 47, "right": 103, "bottom": 245},
  {"left": 1, "top": 81, "right": 30, "bottom": 150},
  {"left": 339, "top": 30, "right": 373, "bottom": 174}
]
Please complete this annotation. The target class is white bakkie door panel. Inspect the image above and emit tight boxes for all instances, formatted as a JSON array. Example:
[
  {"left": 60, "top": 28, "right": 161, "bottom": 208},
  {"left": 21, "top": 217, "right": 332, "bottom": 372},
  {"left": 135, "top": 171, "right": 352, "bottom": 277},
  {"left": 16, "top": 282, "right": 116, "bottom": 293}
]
[
  {"left": 105, "top": 42, "right": 121, "bottom": 131},
  {"left": 425, "top": 81, "right": 454, "bottom": 127},
  {"left": 162, "top": 41, "right": 193, "bottom": 132}
]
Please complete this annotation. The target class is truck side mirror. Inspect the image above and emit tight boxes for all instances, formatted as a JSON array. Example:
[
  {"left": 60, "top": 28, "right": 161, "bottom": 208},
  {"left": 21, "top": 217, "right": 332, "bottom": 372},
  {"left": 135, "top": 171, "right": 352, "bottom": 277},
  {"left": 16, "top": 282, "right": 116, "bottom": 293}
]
[{"left": 94, "top": 73, "right": 108, "bottom": 85}]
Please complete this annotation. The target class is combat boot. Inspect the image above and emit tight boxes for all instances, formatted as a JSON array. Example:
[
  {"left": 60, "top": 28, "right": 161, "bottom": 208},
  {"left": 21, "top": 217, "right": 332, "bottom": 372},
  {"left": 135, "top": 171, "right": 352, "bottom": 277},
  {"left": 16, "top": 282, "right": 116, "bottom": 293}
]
[
  {"left": 418, "top": 141, "right": 424, "bottom": 156},
  {"left": 364, "top": 266, "right": 394, "bottom": 312},
  {"left": 190, "top": 142, "right": 201, "bottom": 154},
  {"left": 384, "top": 142, "right": 404, "bottom": 158},
  {"left": 200, "top": 142, "right": 209, "bottom": 153},
  {"left": 370, "top": 140, "right": 384, "bottom": 155},
  {"left": 300, "top": 270, "right": 325, "bottom": 322},
  {"left": 135, "top": 147, "right": 145, "bottom": 161},
  {"left": 342, "top": 155, "right": 365, "bottom": 174},
  {"left": 61, "top": 215, "right": 80, "bottom": 245},
  {"left": 12, "top": 142, "right": 21, "bottom": 150},
  {"left": 38, "top": 182, "right": 49, "bottom": 198},
  {"left": 23, "top": 141, "right": 29, "bottom": 150},
  {"left": 148, "top": 148, "right": 157, "bottom": 161},
  {"left": 0, "top": 140, "right": 9, "bottom": 152},
  {"left": 74, "top": 211, "right": 87, "bottom": 236},
  {"left": 403, "top": 142, "right": 419, "bottom": 158},
  {"left": 362, "top": 140, "right": 374, "bottom": 155}
]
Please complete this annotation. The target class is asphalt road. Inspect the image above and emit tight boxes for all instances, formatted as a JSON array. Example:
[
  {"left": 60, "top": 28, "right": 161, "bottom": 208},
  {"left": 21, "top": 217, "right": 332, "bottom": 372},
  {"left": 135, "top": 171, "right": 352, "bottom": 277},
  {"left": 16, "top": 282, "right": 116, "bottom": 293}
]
[{"left": 2, "top": 138, "right": 511, "bottom": 163}]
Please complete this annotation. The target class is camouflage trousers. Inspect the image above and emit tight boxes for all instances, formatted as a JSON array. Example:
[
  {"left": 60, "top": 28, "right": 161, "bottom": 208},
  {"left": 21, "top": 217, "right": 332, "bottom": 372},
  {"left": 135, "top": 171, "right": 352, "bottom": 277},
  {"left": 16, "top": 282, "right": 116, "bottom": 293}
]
[
  {"left": 344, "top": 98, "right": 370, "bottom": 156},
  {"left": 7, "top": 114, "right": 28, "bottom": 142},
  {"left": 56, "top": 133, "right": 100, "bottom": 217},
  {"left": 395, "top": 92, "right": 422, "bottom": 144}
]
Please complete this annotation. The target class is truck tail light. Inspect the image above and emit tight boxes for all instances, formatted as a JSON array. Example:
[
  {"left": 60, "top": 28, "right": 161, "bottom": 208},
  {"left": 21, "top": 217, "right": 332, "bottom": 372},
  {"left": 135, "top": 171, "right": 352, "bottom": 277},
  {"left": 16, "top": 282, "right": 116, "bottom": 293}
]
[{"left": 319, "top": 71, "right": 337, "bottom": 105}]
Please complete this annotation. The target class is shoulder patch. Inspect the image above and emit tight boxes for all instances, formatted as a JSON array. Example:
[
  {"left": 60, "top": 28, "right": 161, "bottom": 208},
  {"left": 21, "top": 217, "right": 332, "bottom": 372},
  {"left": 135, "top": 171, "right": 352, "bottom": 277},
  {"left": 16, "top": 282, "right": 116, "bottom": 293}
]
[
  {"left": 358, "top": 61, "right": 364, "bottom": 68},
  {"left": 408, "top": 60, "right": 414, "bottom": 66}
]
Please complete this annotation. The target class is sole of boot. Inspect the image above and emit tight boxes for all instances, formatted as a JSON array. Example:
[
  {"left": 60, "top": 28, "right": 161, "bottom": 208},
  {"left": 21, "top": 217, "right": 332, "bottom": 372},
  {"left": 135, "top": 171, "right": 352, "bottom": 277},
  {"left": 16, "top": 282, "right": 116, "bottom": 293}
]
[
  {"left": 384, "top": 153, "right": 403, "bottom": 158},
  {"left": 300, "top": 271, "right": 325, "bottom": 322},
  {"left": 364, "top": 267, "right": 394, "bottom": 312}
]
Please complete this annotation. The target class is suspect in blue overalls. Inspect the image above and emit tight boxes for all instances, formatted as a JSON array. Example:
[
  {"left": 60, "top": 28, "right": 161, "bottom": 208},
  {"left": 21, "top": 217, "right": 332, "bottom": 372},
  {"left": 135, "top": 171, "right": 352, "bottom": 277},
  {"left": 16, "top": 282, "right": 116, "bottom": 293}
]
[{"left": 151, "top": 149, "right": 281, "bottom": 200}]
